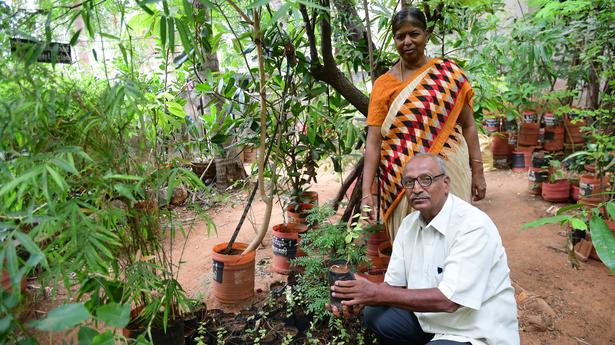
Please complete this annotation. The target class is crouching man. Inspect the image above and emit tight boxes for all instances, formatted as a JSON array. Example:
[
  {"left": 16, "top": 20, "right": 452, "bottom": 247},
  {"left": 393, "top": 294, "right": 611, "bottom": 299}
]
[{"left": 328, "top": 153, "right": 519, "bottom": 345}]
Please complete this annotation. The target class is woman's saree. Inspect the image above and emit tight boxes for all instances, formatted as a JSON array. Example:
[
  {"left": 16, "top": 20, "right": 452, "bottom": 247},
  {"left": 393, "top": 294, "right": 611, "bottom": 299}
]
[{"left": 379, "top": 58, "right": 473, "bottom": 240}]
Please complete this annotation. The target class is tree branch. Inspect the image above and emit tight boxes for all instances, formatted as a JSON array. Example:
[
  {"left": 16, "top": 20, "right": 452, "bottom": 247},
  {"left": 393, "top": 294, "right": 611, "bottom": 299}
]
[{"left": 332, "top": 157, "right": 364, "bottom": 211}]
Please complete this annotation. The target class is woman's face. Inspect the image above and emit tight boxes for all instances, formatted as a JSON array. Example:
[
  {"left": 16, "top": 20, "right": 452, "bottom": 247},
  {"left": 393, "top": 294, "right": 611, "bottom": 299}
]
[{"left": 393, "top": 21, "right": 428, "bottom": 65}]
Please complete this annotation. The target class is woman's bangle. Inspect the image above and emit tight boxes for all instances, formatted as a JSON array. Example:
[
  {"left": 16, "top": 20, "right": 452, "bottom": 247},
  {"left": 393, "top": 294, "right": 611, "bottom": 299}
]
[
  {"left": 361, "top": 195, "right": 371, "bottom": 200},
  {"left": 471, "top": 159, "right": 483, "bottom": 163}
]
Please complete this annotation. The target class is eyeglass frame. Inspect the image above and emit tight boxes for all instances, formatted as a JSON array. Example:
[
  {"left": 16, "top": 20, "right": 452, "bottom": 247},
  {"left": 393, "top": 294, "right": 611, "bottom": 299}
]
[{"left": 401, "top": 173, "right": 446, "bottom": 190}]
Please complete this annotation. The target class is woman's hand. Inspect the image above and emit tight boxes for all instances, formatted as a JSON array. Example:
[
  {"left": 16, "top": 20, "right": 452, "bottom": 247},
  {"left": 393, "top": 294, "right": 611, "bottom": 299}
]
[
  {"left": 471, "top": 171, "right": 487, "bottom": 201},
  {"left": 361, "top": 194, "right": 375, "bottom": 222}
]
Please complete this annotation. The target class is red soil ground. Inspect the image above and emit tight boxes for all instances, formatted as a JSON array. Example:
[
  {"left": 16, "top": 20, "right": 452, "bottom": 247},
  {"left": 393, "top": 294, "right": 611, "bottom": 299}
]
[{"left": 174, "top": 167, "right": 615, "bottom": 345}]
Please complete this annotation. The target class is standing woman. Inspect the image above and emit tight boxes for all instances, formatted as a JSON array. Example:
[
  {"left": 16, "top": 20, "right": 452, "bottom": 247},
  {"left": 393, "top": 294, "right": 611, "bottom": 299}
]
[{"left": 361, "top": 7, "right": 486, "bottom": 240}]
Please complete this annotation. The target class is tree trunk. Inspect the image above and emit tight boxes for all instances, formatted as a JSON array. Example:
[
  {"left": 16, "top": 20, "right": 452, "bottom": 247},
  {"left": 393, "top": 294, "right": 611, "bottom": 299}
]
[{"left": 195, "top": 4, "right": 246, "bottom": 190}]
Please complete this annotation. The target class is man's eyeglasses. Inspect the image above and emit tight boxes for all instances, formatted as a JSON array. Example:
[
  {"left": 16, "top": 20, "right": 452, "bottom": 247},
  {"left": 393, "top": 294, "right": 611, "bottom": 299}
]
[{"left": 402, "top": 173, "right": 445, "bottom": 189}]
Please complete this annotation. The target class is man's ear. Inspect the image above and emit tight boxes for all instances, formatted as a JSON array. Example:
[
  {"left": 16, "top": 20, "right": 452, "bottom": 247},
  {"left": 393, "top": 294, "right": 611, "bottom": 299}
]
[{"left": 443, "top": 175, "right": 451, "bottom": 192}]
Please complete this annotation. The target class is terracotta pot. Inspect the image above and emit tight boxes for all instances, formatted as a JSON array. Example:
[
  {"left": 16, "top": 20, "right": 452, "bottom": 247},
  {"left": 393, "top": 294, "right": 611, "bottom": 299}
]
[
  {"left": 271, "top": 223, "right": 308, "bottom": 275},
  {"left": 483, "top": 116, "right": 502, "bottom": 134},
  {"left": 365, "top": 223, "right": 387, "bottom": 259},
  {"left": 212, "top": 242, "right": 256, "bottom": 304},
  {"left": 298, "top": 191, "right": 319, "bottom": 206},
  {"left": 242, "top": 146, "right": 257, "bottom": 163},
  {"left": 564, "top": 118, "right": 586, "bottom": 144},
  {"left": 521, "top": 111, "right": 537, "bottom": 123},
  {"left": 491, "top": 132, "right": 511, "bottom": 156},
  {"left": 357, "top": 265, "right": 386, "bottom": 283},
  {"left": 287, "top": 203, "right": 315, "bottom": 225},
  {"left": 378, "top": 242, "right": 392, "bottom": 260},
  {"left": 528, "top": 167, "right": 549, "bottom": 195},
  {"left": 571, "top": 185, "right": 581, "bottom": 202},
  {"left": 543, "top": 126, "right": 564, "bottom": 152},
  {"left": 541, "top": 180, "right": 571, "bottom": 203},
  {"left": 518, "top": 123, "right": 540, "bottom": 146},
  {"left": 579, "top": 175, "right": 610, "bottom": 205},
  {"left": 543, "top": 112, "right": 558, "bottom": 126}
]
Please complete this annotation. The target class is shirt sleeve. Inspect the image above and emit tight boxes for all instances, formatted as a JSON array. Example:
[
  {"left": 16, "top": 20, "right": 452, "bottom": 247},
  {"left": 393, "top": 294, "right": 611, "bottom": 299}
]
[
  {"left": 437, "top": 223, "right": 496, "bottom": 310},
  {"left": 366, "top": 76, "right": 390, "bottom": 126},
  {"left": 384, "top": 218, "right": 410, "bottom": 287}
]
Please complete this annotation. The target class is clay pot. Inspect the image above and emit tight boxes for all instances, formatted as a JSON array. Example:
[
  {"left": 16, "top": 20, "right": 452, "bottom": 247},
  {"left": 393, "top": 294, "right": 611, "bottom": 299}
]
[
  {"left": 271, "top": 223, "right": 308, "bottom": 274},
  {"left": 357, "top": 256, "right": 388, "bottom": 284},
  {"left": 298, "top": 191, "right": 319, "bottom": 206},
  {"left": 579, "top": 175, "right": 610, "bottom": 205},
  {"left": 287, "top": 203, "right": 314, "bottom": 225},
  {"left": 542, "top": 126, "right": 564, "bottom": 152},
  {"left": 491, "top": 132, "right": 511, "bottom": 156},
  {"left": 242, "top": 146, "right": 257, "bottom": 163},
  {"left": 541, "top": 180, "right": 571, "bottom": 203},
  {"left": 563, "top": 118, "right": 586, "bottom": 144},
  {"left": 378, "top": 242, "right": 392, "bottom": 260},
  {"left": 212, "top": 242, "right": 256, "bottom": 304},
  {"left": 328, "top": 261, "right": 355, "bottom": 309},
  {"left": 365, "top": 223, "right": 387, "bottom": 259},
  {"left": 521, "top": 111, "right": 537, "bottom": 123},
  {"left": 571, "top": 185, "right": 581, "bottom": 202},
  {"left": 528, "top": 167, "right": 549, "bottom": 195},
  {"left": 518, "top": 123, "right": 540, "bottom": 146},
  {"left": 483, "top": 116, "right": 502, "bottom": 134}
]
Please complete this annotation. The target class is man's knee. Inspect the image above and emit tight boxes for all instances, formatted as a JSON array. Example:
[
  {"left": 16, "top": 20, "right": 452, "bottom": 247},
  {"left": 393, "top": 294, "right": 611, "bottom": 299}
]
[{"left": 363, "top": 306, "right": 433, "bottom": 344}]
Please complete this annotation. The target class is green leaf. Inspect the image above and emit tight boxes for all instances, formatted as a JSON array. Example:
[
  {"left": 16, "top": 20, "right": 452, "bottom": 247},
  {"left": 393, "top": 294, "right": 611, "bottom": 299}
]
[
  {"left": 90, "top": 331, "right": 115, "bottom": 345},
  {"left": 589, "top": 213, "right": 615, "bottom": 272},
  {"left": 0, "top": 315, "right": 11, "bottom": 333},
  {"left": 182, "top": 0, "right": 193, "bottom": 18},
  {"left": 0, "top": 166, "right": 44, "bottom": 197},
  {"left": 570, "top": 218, "right": 587, "bottom": 231},
  {"left": 160, "top": 17, "right": 167, "bottom": 48},
  {"left": 521, "top": 214, "right": 570, "bottom": 229},
  {"left": 607, "top": 201, "right": 615, "bottom": 221},
  {"left": 78, "top": 326, "right": 100, "bottom": 345},
  {"left": 103, "top": 174, "right": 143, "bottom": 181},
  {"left": 136, "top": 0, "right": 155, "bottom": 15},
  {"left": 70, "top": 29, "right": 82, "bottom": 46},
  {"left": 167, "top": 101, "right": 186, "bottom": 118},
  {"left": 96, "top": 303, "right": 131, "bottom": 328},
  {"left": 29, "top": 303, "right": 90, "bottom": 331},
  {"left": 46, "top": 166, "right": 66, "bottom": 191},
  {"left": 100, "top": 32, "right": 120, "bottom": 40},
  {"left": 168, "top": 17, "right": 175, "bottom": 50},
  {"left": 14, "top": 232, "right": 43, "bottom": 259},
  {"left": 264, "top": 2, "right": 291, "bottom": 30}
]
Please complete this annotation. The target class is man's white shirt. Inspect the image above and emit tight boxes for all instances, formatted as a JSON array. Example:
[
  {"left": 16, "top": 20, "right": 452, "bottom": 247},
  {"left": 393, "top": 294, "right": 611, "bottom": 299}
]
[{"left": 384, "top": 193, "right": 520, "bottom": 345}]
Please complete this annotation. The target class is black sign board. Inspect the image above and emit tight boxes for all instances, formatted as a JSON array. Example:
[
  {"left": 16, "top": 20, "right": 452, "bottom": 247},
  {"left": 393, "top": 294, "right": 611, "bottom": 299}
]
[
  {"left": 10, "top": 38, "right": 72, "bottom": 64},
  {"left": 212, "top": 259, "right": 224, "bottom": 283},
  {"left": 272, "top": 236, "right": 298, "bottom": 258}
]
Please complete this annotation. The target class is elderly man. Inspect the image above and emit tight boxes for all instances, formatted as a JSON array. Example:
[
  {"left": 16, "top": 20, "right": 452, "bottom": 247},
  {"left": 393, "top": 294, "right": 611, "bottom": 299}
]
[{"left": 329, "top": 153, "right": 519, "bottom": 345}]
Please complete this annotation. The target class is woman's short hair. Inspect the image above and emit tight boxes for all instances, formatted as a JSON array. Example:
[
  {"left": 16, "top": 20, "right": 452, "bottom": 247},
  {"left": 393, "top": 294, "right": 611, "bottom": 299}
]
[{"left": 392, "top": 7, "right": 427, "bottom": 33}]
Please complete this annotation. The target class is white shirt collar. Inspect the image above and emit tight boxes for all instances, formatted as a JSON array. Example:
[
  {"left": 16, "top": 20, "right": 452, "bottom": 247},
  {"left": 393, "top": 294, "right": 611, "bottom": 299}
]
[{"left": 419, "top": 193, "right": 453, "bottom": 236}]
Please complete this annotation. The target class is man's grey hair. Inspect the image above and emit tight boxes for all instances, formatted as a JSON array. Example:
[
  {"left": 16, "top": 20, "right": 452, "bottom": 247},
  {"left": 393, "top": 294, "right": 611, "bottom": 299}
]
[{"left": 411, "top": 153, "right": 447, "bottom": 175}]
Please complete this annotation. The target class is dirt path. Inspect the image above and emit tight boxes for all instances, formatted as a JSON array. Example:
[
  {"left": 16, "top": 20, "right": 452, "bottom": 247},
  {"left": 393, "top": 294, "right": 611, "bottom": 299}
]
[{"left": 174, "top": 167, "right": 615, "bottom": 345}]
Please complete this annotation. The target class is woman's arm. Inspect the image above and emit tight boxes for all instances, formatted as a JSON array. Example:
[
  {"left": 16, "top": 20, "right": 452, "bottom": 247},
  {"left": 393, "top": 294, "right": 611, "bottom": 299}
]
[
  {"left": 458, "top": 104, "right": 486, "bottom": 201},
  {"left": 361, "top": 126, "right": 383, "bottom": 221}
]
